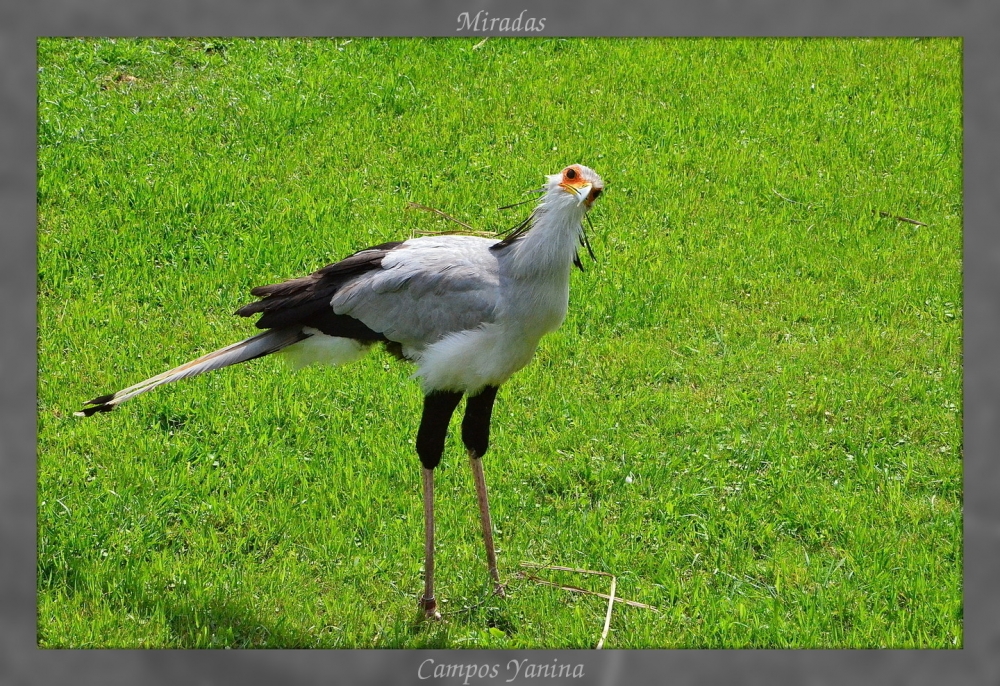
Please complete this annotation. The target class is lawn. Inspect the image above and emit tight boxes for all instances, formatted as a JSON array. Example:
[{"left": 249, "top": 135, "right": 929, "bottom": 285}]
[{"left": 36, "top": 37, "right": 962, "bottom": 648}]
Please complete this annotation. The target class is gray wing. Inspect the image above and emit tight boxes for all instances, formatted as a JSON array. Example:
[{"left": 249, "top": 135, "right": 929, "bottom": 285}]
[{"left": 331, "top": 235, "right": 500, "bottom": 349}]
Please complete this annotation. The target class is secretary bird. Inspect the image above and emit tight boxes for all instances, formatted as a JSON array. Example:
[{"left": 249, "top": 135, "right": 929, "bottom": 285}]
[{"left": 77, "top": 164, "right": 605, "bottom": 619}]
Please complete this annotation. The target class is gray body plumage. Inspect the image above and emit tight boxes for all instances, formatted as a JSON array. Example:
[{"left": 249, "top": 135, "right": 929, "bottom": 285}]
[{"left": 332, "top": 235, "right": 502, "bottom": 349}]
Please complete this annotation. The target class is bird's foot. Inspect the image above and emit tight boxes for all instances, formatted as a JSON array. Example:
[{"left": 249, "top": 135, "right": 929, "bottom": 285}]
[
  {"left": 420, "top": 595, "right": 442, "bottom": 620},
  {"left": 492, "top": 582, "right": 508, "bottom": 599}
]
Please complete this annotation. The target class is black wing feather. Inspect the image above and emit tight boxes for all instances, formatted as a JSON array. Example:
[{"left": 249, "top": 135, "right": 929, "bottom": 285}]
[{"left": 235, "top": 241, "right": 404, "bottom": 340}]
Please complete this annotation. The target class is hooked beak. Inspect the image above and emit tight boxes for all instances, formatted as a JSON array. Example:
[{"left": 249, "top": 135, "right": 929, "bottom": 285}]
[{"left": 560, "top": 182, "right": 594, "bottom": 207}]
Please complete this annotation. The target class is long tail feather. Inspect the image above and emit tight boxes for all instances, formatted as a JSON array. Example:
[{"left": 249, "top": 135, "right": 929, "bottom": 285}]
[{"left": 75, "top": 327, "right": 307, "bottom": 416}]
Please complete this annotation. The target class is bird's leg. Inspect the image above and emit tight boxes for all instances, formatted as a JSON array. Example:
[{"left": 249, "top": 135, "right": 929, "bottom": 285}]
[
  {"left": 420, "top": 466, "right": 438, "bottom": 619},
  {"left": 415, "top": 390, "right": 464, "bottom": 620},
  {"left": 461, "top": 386, "right": 505, "bottom": 597},
  {"left": 467, "top": 451, "right": 504, "bottom": 597}
]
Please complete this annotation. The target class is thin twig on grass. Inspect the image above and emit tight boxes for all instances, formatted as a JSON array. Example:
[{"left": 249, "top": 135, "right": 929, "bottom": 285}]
[
  {"left": 520, "top": 561, "right": 615, "bottom": 576},
  {"left": 771, "top": 188, "right": 808, "bottom": 206},
  {"left": 873, "top": 210, "right": 928, "bottom": 226},
  {"left": 596, "top": 574, "right": 616, "bottom": 650},
  {"left": 518, "top": 560, "right": 659, "bottom": 649},
  {"left": 518, "top": 573, "right": 658, "bottom": 611}
]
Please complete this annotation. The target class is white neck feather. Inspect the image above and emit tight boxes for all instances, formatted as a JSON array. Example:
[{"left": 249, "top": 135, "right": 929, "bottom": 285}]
[{"left": 502, "top": 192, "right": 586, "bottom": 280}]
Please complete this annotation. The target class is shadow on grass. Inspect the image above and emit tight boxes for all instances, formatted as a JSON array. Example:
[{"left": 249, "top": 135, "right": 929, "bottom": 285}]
[{"left": 39, "top": 554, "right": 526, "bottom": 648}]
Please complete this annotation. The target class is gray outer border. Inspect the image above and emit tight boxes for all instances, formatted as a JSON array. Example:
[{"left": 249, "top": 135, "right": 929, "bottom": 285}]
[{"left": 4, "top": 1, "right": 995, "bottom": 684}]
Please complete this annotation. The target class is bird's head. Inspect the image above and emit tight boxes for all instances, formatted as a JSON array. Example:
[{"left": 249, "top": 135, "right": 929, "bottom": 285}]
[
  {"left": 545, "top": 164, "right": 604, "bottom": 212},
  {"left": 491, "top": 164, "right": 604, "bottom": 259}
]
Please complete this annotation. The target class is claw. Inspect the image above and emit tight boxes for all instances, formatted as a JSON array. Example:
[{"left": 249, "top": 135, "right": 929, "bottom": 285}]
[{"left": 421, "top": 595, "right": 441, "bottom": 620}]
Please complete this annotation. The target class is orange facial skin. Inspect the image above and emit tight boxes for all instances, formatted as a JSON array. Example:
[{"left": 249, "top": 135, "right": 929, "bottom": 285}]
[{"left": 558, "top": 164, "right": 604, "bottom": 208}]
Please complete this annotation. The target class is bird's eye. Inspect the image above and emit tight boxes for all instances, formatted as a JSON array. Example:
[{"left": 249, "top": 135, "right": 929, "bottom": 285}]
[{"left": 565, "top": 168, "right": 577, "bottom": 180}]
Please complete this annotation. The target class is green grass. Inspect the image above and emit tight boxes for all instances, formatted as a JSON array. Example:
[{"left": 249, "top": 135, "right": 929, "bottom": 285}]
[{"left": 37, "top": 37, "right": 962, "bottom": 649}]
